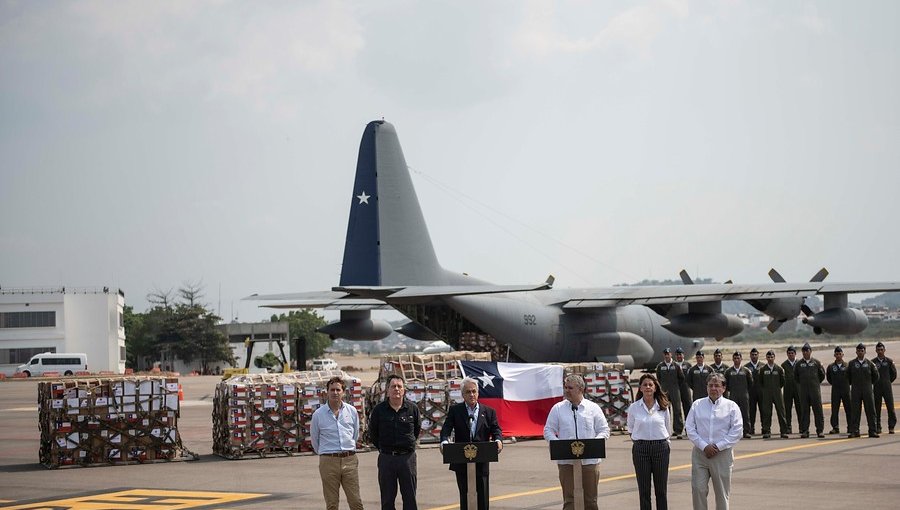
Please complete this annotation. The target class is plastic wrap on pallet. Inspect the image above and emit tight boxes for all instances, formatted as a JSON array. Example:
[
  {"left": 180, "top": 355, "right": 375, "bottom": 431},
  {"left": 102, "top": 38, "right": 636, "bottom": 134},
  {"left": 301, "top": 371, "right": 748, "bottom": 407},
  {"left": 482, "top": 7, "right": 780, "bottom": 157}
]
[
  {"left": 561, "top": 363, "right": 633, "bottom": 431},
  {"left": 38, "top": 377, "right": 195, "bottom": 468},
  {"left": 213, "top": 370, "right": 364, "bottom": 460},
  {"left": 377, "top": 351, "right": 490, "bottom": 381}
]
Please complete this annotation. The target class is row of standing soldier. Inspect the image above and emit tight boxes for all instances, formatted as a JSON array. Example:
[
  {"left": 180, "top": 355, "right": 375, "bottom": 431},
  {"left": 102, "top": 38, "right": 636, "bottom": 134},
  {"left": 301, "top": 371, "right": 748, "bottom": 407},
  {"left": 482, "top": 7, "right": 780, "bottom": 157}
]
[{"left": 655, "top": 342, "right": 896, "bottom": 440}]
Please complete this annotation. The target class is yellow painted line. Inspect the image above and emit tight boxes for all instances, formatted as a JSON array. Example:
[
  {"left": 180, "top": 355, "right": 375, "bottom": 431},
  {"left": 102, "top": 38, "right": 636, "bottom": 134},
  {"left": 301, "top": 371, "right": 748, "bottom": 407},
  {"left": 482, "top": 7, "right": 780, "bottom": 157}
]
[
  {"left": 427, "top": 436, "right": 858, "bottom": 510},
  {"left": 0, "top": 489, "right": 269, "bottom": 510}
]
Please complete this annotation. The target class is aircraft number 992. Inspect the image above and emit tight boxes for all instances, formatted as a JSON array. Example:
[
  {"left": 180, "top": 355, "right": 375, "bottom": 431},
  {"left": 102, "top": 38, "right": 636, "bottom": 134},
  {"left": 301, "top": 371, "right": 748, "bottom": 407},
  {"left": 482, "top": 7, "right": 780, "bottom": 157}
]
[{"left": 523, "top": 314, "right": 537, "bottom": 326}]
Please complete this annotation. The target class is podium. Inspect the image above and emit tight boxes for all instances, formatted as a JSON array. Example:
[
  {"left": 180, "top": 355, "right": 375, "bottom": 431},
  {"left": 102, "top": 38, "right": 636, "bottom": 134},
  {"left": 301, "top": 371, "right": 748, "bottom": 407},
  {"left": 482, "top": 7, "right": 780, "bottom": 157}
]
[
  {"left": 442, "top": 441, "right": 499, "bottom": 510},
  {"left": 549, "top": 439, "right": 606, "bottom": 510}
]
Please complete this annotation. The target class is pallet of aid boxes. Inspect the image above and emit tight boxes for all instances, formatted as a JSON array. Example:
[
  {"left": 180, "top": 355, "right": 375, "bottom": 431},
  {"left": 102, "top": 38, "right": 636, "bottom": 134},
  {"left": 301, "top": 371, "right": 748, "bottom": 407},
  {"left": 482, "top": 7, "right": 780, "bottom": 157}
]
[
  {"left": 365, "top": 352, "right": 491, "bottom": 444},
  {"left": 38, "top": 376, "right": 196, "bottom": 468},
  {"left": 563, "top": 363, "right": 634, "bottom": 431},
  {"left": 212, "top": 371, "right": 365, "bottom": 459}
]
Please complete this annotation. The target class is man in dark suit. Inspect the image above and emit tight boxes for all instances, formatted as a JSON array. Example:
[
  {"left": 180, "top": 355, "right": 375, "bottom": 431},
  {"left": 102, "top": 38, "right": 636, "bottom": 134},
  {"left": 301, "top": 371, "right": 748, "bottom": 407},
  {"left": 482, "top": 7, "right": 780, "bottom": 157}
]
[{"left": 440, "top": 377, "right": 503, "bottom": 510}]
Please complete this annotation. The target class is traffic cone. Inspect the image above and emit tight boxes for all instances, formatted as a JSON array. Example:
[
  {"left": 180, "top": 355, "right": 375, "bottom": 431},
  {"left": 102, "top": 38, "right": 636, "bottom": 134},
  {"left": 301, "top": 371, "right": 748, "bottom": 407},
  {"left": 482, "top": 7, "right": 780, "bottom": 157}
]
[{"left": 178, "top": 383, "right": 184, "bottom": 401}]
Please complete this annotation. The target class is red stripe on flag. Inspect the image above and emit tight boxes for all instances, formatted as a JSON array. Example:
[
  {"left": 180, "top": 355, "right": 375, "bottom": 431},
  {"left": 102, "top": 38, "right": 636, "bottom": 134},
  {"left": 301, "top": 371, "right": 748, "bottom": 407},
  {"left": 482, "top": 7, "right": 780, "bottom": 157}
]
[{"left": 480, "top": 396, "right": 558, "bottom": 437}]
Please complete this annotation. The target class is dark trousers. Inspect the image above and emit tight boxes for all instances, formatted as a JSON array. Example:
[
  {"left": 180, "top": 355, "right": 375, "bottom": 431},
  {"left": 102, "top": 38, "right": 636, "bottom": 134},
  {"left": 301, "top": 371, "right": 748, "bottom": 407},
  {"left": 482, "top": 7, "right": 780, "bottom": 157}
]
[
  {"left": 830, "top": 389, "right": 851, "bottom": 431},
  {"left": 731, "top": 394, "right": 750, "bottom": 435},
  {"left": 632, "top": 439, "right": 670, "bottom": 510},
  {"left": 849, "top": 387, "right": 877, "bottom": 435},
  {"left": 798, "top": 387, "right": 825, "bottom": 435},
  {"left": 454, "top": 464, "right": 489, "bottom": 510},
  {"left": 378, "top": 452, "right": 417, "bottom": 510},
  {"left": 679, "top": 383, "right": 692, "bottom": 422},
  {"left": 784, "top": 384, "right": 800, "bottom": 431},
  {"left": 874, "top": 384, "right": 896, "bottom": 432},
  {"left": 748, "top": 389, "right": 761, "bottom": 433}
]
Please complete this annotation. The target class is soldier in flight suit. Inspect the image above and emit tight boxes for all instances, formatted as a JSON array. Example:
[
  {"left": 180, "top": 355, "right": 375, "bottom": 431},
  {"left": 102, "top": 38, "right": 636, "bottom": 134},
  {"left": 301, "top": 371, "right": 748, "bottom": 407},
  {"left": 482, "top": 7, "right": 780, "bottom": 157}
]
[
  {"left": 826, "top": 346, "right": 851, "bottom": 435},
  {"left": 848, "top": 343, "right": 880, "bottom": 438},
  {"left": 725, "top": 352, "right": 753, "bottom": 438},
  {"left": 675, "top": 347, "right": 693, "bottom": 419},
  {"left": 744, "top": 347, "right": 764, "bottom": 435},
  {"left": 655, "top": 348, "right": 685, "bottom": 438},
  {"left": 759, "top": 350, "right": 789, "bottom": 439},
  {"left": 781, "top": 346, "right": 801, "bottom": 435},
  {"left": 710, "top": 349, "right": 728, "bottom": 376},
  {"left": 795, "top": 342, "right": 826, "bottom": 438},
  {"left": 872, "top": 341, "right": 897, "bottom": 434},
  {"left": 686, "top": 351, "right": 711, "bottom": 401}
]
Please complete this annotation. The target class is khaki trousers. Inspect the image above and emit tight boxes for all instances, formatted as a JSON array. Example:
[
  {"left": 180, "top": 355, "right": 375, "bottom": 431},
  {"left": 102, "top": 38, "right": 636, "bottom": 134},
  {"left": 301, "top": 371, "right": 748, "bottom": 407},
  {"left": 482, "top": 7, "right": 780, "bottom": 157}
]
[
  {"left": 557, "top": 463, "right": 599, "bottom": 510},
  {"left": 690, "top": 447, "right": 733, "bottom": 510},
  {"left": 319, "top": 454, "right": 364, "bottom": 510}
]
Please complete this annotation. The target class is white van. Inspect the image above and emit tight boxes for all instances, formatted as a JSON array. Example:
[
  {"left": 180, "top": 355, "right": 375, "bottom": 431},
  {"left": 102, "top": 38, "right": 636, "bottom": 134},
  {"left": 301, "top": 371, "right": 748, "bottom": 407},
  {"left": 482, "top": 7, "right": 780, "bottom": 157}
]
[
  {"left": 310, "top": 358, "right": 339, "bottom": 371},
  {"left": 16, "top": 352, "right": 88, "bottom": 377}
]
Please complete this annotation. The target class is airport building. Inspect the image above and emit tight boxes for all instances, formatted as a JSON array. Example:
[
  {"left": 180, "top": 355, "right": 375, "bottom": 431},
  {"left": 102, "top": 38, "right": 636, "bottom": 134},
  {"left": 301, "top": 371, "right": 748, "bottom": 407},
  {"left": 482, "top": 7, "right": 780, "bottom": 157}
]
[{"left": 0, "top": 287, "right": 126, "bottom": 376}]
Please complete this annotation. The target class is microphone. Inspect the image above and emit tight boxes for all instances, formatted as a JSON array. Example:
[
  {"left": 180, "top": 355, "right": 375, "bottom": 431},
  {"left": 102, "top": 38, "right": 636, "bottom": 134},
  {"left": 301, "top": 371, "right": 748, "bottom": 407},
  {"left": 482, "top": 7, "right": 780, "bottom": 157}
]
[{"left": 571, "top": 404, "right": 579, "bottom": 440}]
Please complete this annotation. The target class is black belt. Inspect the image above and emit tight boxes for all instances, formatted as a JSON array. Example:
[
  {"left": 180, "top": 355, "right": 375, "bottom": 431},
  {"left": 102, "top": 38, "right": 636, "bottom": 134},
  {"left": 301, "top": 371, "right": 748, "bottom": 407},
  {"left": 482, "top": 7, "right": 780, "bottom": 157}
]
[
  {"left": 322, "top": 451, "right": 355, "bottom": 457},
  {"left": 380, "top": 448, "right": 413, "bottom": 455},
  {"left": 634, "top": 439, "right": 668, "bottom": 443}
]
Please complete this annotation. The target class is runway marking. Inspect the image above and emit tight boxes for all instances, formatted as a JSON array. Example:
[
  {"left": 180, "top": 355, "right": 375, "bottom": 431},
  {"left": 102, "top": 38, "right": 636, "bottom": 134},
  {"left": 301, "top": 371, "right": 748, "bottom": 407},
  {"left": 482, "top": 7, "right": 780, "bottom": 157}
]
[
  {"left": 426, "top": 437, "right": 856, "bottom": 510},
  {"left": 0, "top": 489, "right": 268, "bottom": 509}
]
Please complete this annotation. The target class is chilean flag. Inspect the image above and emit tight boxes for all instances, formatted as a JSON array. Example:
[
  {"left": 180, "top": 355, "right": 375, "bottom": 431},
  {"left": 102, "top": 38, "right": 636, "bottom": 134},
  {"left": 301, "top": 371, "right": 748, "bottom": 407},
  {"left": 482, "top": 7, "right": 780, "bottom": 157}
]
[{"left": 459, "top": 361, "right": 564, "bottom": 437}]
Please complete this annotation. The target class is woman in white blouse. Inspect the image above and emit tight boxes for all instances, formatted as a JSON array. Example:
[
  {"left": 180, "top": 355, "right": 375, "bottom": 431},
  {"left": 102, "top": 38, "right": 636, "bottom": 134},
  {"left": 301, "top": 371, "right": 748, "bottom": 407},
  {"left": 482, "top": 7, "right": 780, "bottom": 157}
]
[{"left": 627, "top": 373, "right": 673, "bottom": 510}]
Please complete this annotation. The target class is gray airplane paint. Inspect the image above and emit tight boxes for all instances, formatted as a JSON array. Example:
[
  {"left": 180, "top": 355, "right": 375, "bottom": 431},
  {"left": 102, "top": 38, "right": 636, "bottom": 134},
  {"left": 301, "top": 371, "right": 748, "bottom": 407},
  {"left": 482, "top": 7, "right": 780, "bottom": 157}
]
[{"left": 250, "top": 120, "right": 900, "bottom": 369}]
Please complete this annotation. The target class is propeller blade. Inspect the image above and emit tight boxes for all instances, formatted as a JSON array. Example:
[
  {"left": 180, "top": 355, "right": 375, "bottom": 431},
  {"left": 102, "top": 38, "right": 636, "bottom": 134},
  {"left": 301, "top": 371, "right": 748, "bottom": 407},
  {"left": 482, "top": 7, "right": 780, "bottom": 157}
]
[
  {"left": 801, "top": 304, "right": 814, "bottom": 317},
  {"left": 767, "top": 319, "right": 783, "bottom": 333},
  {"left": 724, "top": 279, "right": 733, "bottom": 284},
  {"left": 810, "top": 267, "right": 829, "bottom": 283},
  {"left": 679, "top": 269, "right": 694, "bottom": 285},
  {"left": 768, "top": 268, "right": 786, "bottom": 283}
]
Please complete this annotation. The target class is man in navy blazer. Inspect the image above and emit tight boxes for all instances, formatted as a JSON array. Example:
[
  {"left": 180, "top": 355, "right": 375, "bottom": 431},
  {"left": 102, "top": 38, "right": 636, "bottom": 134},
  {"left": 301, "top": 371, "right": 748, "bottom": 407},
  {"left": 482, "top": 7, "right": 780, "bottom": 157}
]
[{"left": 440, "top": 377, "right": 503, "bottom": 510}]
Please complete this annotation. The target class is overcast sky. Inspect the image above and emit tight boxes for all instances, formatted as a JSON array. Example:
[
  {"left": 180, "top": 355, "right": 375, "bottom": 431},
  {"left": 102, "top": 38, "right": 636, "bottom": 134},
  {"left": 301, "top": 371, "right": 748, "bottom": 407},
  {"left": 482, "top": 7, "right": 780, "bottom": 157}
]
[{"left": 1, "top": 1, "right": 898, "bottom": 323}]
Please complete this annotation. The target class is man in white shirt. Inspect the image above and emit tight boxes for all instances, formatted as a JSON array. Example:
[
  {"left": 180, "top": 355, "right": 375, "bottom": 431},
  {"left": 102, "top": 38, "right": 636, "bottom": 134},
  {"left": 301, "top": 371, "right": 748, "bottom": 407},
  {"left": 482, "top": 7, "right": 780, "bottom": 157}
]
[
  {"left": 685, "top": 372, "right": 743, "bottom": 510},
  {"left": 310, "top": 376, "right": 363, "bottom": 510},
  {"left": 544, "top": 374, "right": 611, "bottom": 510}
]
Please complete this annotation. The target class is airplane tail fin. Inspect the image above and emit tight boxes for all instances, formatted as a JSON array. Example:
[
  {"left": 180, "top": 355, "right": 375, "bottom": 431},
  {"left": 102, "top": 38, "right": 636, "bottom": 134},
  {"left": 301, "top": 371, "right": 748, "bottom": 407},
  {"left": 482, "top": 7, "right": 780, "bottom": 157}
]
[{"left": 339, "top": 121, "right": 448, "bottom": 286}]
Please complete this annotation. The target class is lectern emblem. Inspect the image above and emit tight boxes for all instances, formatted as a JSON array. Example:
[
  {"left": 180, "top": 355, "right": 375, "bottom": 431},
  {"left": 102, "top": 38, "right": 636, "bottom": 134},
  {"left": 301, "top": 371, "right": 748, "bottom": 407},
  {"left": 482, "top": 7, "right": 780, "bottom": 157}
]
[
  {"left": 570, "top": 440, "right": 585, "bottom": 457},
  {"left": 464, "top": 443, "right": 478, "bottom": 461}
]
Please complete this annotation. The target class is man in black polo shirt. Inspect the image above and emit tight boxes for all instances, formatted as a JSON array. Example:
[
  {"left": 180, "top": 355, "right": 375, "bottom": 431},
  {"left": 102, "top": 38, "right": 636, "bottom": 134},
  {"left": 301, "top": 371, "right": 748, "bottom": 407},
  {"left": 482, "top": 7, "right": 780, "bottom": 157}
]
[{"left": 369, "top": 374, "right": 422, "bottom": 510}]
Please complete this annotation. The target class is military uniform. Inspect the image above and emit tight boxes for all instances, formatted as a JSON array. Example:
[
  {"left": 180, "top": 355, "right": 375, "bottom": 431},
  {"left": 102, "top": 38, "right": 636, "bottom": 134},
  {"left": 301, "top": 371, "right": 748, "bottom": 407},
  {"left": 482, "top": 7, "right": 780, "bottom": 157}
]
[
  {"left": 758, "top": 362, "right": 788, "bottom": 438},
  {"left": 795, "top": 354, "right": 826, "bottom": 437},
  {"left": 710, "top": 363, "right": 728, "bottom": 377},
  {"left": 686, "top": 363, "right": 711, "bottom": 401},
  {"left": 744, "top": 359, "right": 763, "bottom": 435},
  {"left": 872, "top": 355, "right": 897, "bottom": 434},
  {"left": 826, "top": 360, "right": 850, "bottom": 434},
  {"left": 725, "top": 365, "right": 753, "bottom": 436},
  {"left": 677, "top": 357, "right": 693, "bottom": 418},
  {"left": 848, "top": 356, "right": 879, "bottom": 437},
  {"left": 655, "top": 359, "right": 685, "bottom": 436},
  {"left": 781, "top": 358, "right": 801, "bottom": 434}
]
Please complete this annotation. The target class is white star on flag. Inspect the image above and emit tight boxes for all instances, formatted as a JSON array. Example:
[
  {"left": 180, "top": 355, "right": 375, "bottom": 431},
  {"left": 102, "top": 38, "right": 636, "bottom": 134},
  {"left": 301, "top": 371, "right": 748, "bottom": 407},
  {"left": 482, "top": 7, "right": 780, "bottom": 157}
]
[
  {"left": 356, "top": 192, "right": 370, "bottom": 204},
  {"left": 477, "top": 371, "right": 496, "bottom": 388}
]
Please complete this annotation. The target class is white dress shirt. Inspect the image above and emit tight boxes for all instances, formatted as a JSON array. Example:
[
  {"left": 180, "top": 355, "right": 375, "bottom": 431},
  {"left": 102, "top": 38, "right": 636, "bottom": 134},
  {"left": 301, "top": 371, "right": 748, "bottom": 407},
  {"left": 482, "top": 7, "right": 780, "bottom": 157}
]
[
  {"left": 543, "top": 398, "right": 610, "bottom": 465},
  {"left": 627, "top": 399, "right": 672, "bottom": 441},
  {"left": 310, "top": 401, "right": 359, "bottom": 454},
  {"left": 685, "top": 396, "right": 743, "bottom": 452}
]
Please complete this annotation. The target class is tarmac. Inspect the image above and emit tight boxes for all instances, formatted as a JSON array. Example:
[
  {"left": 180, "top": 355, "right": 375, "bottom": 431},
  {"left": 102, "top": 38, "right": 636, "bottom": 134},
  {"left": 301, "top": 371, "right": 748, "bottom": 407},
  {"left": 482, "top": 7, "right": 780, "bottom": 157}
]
[{"left": 1, "top": 351, "right": 900, "bottom": 509}]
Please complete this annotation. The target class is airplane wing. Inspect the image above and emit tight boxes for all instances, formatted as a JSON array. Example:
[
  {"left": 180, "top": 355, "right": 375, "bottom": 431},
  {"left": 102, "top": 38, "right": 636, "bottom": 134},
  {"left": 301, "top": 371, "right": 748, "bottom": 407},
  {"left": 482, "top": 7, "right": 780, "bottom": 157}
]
[
  {"left": 244, "top": 291, "right": 393, "bottom": 310},
  {"left": 557, "top": 282, "right": 900, "bottom": 310}
]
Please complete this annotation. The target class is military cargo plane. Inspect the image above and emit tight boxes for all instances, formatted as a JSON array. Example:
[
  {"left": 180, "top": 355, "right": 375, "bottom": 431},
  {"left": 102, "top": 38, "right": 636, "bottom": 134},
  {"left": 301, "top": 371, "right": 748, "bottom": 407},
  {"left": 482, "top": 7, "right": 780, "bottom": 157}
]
[{"left": 248, "top": 120, "right": 900, "bottom": 369}]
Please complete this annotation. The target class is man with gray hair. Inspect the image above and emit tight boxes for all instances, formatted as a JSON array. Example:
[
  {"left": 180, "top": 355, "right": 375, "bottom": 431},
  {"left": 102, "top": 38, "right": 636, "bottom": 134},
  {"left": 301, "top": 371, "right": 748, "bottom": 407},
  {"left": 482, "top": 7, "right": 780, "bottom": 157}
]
[
  {"left": 440, "top": 377, "right": 503, "bottom": 510},
  {"left": 685, "top": 372, "right": 743, "bottom": 510},
  {"left": 544, "top": 373, "right": 610, "bottom": 510}
]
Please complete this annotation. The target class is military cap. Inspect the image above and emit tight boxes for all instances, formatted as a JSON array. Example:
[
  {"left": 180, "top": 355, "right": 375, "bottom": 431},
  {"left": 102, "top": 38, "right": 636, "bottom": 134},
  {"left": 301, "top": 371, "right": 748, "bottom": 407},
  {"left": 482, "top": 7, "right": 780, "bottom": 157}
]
[
  {"left": 732, "top": 351, "right": 742, "bottom": 358},
  {"left": 714, "top": 348, "right": 722, "bottom": 355},
  {"left": 856, "top": 343, "right": 866, "bottom": 350},
  {"left": 663, "top": 348, "right": 671, "bottom": 354},
  {"left": 876, "top": 341, "right": 885, "bottom": 349},
  {"left": 766, "top": 350, "right": 775, "bottom": 356},
  {"left": 786, "top": 345, "right": 796, "bottom": 353},
  {"left": 750, "top": 347, "right": 759, "bottom": 354},
  {"left": 801, "top": 342, "right": 811, "bottom": 351},
  {"left": 834, "top": 346, "right": 843, "bottom": 353},
  {"left": 675, "top": 347, "right": 684, "bottom": 353},
  {"left": 696, "top": 350, "right": 705, "bottom": 357}
]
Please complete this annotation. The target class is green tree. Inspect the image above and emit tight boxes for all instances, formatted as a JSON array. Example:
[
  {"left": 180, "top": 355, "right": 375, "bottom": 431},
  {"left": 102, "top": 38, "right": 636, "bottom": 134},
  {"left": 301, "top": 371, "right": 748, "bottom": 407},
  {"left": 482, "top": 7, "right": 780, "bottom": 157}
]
[
  {"left": 169, "top": 303, "right": 234, "bottom": 374},
  {"left": 270, "top": 310, "right": 332, "bottom": 360},
  {"left": 254, "top": 352, "right": 281, "bottom": 370}
]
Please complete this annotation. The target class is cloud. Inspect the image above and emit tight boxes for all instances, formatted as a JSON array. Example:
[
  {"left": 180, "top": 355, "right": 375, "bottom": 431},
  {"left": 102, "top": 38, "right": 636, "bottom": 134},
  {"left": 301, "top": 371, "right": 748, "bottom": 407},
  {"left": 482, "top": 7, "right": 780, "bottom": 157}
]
[{"left": 514, "top": 0, "right": 689, "bottom": 59}]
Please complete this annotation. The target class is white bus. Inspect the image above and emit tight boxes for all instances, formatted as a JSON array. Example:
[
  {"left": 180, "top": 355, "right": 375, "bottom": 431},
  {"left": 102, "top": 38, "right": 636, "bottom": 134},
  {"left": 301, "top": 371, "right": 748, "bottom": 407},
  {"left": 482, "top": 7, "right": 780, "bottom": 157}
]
[{"left": 16, "top": 352, "right": 88, "bottom": 377}]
